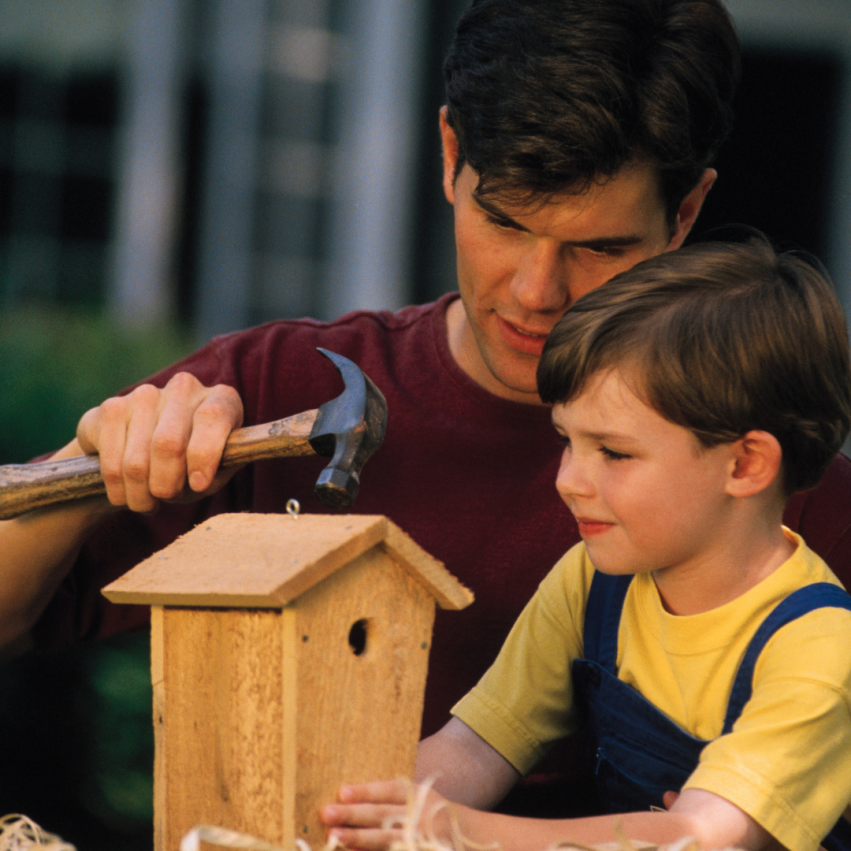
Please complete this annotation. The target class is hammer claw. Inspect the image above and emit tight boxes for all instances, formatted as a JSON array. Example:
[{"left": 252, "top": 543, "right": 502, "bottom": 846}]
[{"left": 308, "top": 349, "right": 388, "bottom": 509}]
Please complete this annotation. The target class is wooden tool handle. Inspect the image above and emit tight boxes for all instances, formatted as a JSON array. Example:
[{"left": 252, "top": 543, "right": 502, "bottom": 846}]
[
  {"left": 220, "top": 408, "right": 318, "bottom": 466},
  {"left": 0, "top": 455, "right": 108, "bottom": 519},
  {"left": 0, "top": 408, "right": 320, "bottom": 520}
]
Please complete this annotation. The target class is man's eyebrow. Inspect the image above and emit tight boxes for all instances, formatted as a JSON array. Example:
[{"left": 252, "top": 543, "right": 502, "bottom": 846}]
[
  {"left": 474, "top": 195, "right": 529, "bottom": 231},
  {"left": 473, "top": 195, "right": 645, "bottom": 247},
  {"left": 573, "top": 235, "right": 645, "bottom": 249}
]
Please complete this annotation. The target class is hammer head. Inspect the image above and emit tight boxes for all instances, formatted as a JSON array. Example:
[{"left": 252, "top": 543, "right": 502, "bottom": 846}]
[{"left": 308, "top": 348, "right": 388, "bottom": 509}]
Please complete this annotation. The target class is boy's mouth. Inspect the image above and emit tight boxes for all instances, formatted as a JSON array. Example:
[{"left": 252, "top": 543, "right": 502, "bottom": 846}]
[{"left": 575, "top": 517, "right": 615, "bottom": 537}]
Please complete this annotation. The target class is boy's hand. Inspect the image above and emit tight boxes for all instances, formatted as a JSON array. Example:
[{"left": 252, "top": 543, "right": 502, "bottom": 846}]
[{"left": 320, "top": 779, "right": 452, "bottom": 851}]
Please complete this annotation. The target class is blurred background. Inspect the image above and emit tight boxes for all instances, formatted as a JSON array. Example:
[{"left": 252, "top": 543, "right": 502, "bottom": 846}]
[{"left": 0, "top": 0, "right": 848, "bottom": 847}]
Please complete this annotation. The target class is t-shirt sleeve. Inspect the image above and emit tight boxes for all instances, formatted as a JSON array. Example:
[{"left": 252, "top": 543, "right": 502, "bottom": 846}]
[
  {"left": 451, "top": 545, "right": 592, "bottom": 775},
  {"left": 684, "top": 606, "right": 851, "bottom": 851}
]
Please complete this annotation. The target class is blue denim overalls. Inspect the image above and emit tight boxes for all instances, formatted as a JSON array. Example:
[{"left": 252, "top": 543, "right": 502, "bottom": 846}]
[{"left": 572, "top": 572, "right": 851, "bottom": 851}]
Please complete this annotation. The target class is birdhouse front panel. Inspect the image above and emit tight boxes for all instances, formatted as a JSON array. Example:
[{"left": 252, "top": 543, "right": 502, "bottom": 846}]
[
  {"left": 291, "top": 545, "right": 436, "bottom": 847},
  {"left": 153, "top": 606, "right": 289, "bottom": 851},
  {"left": 151, "top": 543, "right": 437, "bottom": 851}
]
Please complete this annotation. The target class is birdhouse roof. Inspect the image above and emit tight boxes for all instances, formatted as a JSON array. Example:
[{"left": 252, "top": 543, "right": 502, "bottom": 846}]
[{"left": 101, "top": 513, "right": 473, "bottom": 611}]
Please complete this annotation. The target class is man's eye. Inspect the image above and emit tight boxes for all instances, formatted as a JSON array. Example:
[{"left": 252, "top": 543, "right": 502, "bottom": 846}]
[
  {"left": 486, "top": 214, "right": 521, "bottom": 231},
  {"left": 586, "top": 245, "right": 626, "bottom": 258},
  {"left": 600, "top": 446, "right": 630, "bottom": 460}
]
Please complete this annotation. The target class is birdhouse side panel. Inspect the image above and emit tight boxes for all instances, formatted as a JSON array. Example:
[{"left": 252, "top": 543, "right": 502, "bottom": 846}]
[
  {"left": 292, "top": 548, "right": 436, "bottom": 847},
  {"left": 156, "top": 607, "right": 289, "bottom": 850}
]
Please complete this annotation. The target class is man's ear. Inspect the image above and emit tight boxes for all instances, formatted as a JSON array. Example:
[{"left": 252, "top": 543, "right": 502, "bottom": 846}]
[
  {"left": 666, "top": 168, "right": 717, "bottom": 251},
  {"left": 725, "top": 430, "right": 784, "bottom": 499},
  {"left": 439, "top": 105, "right": 460, "bottom": 205}
]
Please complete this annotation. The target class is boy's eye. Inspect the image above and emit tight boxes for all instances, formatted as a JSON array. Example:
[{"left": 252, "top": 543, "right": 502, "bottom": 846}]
[{"left": 600, "top": 446, "right": 630, "bottom": 460}]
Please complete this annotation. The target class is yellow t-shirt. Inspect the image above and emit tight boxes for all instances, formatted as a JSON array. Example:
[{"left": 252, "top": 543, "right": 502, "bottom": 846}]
[{"left": 452, "top": 531, "right": 851, "bottom": 851}]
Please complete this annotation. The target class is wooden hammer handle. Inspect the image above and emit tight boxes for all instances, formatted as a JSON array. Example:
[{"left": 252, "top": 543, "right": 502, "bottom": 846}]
[
  {"left": 0, "top": 408, "right": 320, "bottom": 520},
  {"left": 219, "top": 408, "right": 318, "bottom": 465}
]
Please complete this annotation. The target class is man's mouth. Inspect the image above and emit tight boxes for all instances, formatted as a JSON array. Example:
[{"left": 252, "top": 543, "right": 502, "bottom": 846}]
[
  {"left": 497, "top": 315, "right": 551, "bottom": 354},
  {"left": 512, "top": 324, "right": 548, "bottom": 338}
]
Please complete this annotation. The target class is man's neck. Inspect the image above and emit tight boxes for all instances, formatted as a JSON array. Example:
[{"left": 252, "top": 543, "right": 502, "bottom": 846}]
[{"left": 445, "top": 299, "right": 544, "bottom": 406}]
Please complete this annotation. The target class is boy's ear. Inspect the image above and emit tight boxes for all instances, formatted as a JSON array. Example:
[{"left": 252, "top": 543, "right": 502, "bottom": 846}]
[{"left": 725, "top": 430, "right": 784, "bottom": 498}]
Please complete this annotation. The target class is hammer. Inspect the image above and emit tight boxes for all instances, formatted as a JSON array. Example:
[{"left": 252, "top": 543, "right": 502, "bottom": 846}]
[{"left": 0, "top": 348, "right": 387, "bottom": 517}]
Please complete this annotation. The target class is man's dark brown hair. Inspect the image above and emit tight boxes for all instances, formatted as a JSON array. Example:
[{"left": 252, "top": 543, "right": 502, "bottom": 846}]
[{"left": 443, "top": 0, "right": 741, "bottom": 230}]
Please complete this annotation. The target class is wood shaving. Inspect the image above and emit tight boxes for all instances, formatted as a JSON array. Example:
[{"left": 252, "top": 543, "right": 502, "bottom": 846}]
[
  {"left": 176, "top": 779, "right": 740, "bottom": 851},
  {"left": 0, "top": 815, "right": 75, "bottom": 851}
]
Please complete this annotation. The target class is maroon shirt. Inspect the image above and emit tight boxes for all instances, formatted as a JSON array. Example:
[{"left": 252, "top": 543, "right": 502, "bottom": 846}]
[{"left": 33, "top": 294, "right": 851, "bottom": 738}]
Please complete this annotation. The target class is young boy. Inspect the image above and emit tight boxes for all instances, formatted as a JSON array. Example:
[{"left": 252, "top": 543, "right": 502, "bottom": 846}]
[{"left": 320, "top": 238, "right": 851, "bottom": 851}]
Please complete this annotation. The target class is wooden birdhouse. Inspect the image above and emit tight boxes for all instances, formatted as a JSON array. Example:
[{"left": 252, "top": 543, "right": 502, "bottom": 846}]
[{"left": 102, "top": 512, "right": 473, "bottom": 851}]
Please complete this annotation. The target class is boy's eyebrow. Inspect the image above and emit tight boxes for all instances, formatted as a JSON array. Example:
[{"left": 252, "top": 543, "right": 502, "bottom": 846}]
[
  {"left": 473, "top": 195, "right": 645, "bottom": 247},
  {"left": 551, "top": 418, "right": 636, "bottom": 444},
  {"left": 584, "top": 430, "right": 636, "bottom": 443}
]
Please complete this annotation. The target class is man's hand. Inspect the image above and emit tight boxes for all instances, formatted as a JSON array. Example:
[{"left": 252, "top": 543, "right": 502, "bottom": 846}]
[
  {"left": 320, "top": 779, "right": 457, "bottom": 851},
  {"left": 76, "top": 372, "right": 244, "bottom": 513}
]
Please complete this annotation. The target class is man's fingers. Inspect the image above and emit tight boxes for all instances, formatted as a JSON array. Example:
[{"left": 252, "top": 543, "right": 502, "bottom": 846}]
[
  {"left": 76, "top": 406, "right": 102, "bottom": 456},
  {"left": 90, "top": 394, "right": 136, "bottom": 509},
  {"left": 145, "top": 374, "right": 199, "bottom": 500},
  {"left": 184, "top": 384, "right": 244, "bottom": 493},
  {"left": 74, "top": 373, "right": 245, "bottom": 514},
  {"left": 123, "top": 384, "right": 172, "bottom": 512}
]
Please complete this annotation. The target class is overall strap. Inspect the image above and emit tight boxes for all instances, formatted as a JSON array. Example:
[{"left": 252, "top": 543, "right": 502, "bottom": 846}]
[
  {"left": 722, "top": 582, "right": 851, "bottom": 734},
  {"left": 583, "top": 572, "right": 634, "bottom": 672}
]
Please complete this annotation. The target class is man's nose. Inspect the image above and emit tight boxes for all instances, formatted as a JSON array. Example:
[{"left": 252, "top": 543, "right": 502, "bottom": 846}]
[{"left": 510, "top": 240, "right": 570, "bottom": 314}]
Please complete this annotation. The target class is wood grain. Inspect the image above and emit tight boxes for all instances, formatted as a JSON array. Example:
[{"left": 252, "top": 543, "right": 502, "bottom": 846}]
[
  {"left": 151, "top": 550, "right": 435, "bottom": 850},
  {"left": 102, "top": 513, "right": 473, "bottom": 612},
  {"left": 156, "top": 607, "right": 287, "bottom": 850},
  {"left": 292, "top": 548, "right": 435, "bottom": 847}
]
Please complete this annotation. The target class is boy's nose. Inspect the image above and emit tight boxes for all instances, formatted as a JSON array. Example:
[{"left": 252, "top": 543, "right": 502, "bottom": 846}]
[{"left": 555, "top": 450, "right": 594, "bottom": 501}]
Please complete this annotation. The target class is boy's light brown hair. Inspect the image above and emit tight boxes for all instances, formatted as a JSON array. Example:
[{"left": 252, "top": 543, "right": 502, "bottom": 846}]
[{"left": 537, "top": 236, "right": 851, "bottom": 495}]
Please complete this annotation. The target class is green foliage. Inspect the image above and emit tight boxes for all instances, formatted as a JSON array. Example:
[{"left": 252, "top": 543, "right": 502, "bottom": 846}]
[
  {"left": 0, "top": 307, "right": 192, "bottom": 847},
  {"left": 0, "top": 306, "right": 192, "bottom": 464},
  {"left": 78, "top": 634, "right": 157, "bottom": 830}
]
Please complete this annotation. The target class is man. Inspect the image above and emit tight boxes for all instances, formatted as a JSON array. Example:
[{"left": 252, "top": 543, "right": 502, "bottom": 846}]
[{"left": 2, "top": 0, "right": 849, "bottom": 778}]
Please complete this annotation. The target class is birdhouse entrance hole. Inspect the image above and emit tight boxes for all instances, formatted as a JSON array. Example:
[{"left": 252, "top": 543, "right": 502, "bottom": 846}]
[
  {"left": 348, "top": 619, "right": 368, "bottom": 656},
  {"left": 101, "top": 512, "right": 475, "bottom": 851}
]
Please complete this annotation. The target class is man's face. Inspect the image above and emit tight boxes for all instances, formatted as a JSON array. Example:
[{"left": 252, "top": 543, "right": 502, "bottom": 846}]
[{"left": 440, "top": 112, "right": 714, "bottom": 405}]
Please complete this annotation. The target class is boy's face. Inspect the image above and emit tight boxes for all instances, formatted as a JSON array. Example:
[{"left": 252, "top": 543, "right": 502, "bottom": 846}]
[
  {"left": 440, "top": 109, "right": 716, "bottom": 405},
  {"left": 551, "top": 369, "right": 738, "bottom": 581}
]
